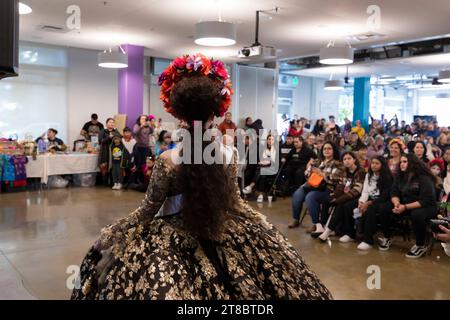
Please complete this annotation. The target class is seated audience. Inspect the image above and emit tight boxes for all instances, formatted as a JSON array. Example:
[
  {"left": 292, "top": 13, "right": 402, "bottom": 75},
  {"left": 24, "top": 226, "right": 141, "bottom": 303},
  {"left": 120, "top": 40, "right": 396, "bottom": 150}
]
[
  {"left": 283, "top": 136, "right": 317, "bottom": 191},
  {"left": 382, "top": 154, "right": 437, "bottom": 258},
  {"left": 412, "top": 141, "right": 430, "bottom": 164},
  {"left": 242, "top": 135, "right": 278, "bottom": 202},
  {"left": 351, "top": 120, "right": 365, "bottom": 139},
  {"left": 387, "top": 139, "right": 405, "bottom": 177},
  {"left": 354, "top": 156, "right": 393, "bottom": 250},
  {"left": 288, "top": 142, "right": 344, "bottom": 233},
  {"left": 288, "top": 120, "right": 304, "bottom": 138},
  {"left": 317, "top": 151, "right": 365, "bottom": 241}
]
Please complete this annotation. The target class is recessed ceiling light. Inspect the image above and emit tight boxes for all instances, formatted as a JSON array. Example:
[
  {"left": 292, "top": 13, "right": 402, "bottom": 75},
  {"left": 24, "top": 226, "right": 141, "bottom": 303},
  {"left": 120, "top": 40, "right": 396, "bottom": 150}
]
[{"left": 19, "top": 2, "right": 32, "bottom": 15}]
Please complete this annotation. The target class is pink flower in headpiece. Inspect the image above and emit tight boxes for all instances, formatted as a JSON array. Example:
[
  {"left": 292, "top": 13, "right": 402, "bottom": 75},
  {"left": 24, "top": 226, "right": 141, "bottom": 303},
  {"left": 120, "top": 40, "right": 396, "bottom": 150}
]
[
  {"left": 186, "top": 54, "right": 203, "bottom": 72},
  {"left": 173, "top": 56, "right": 187, "bottom": 70},
  {"left": 211, "top": 60, "right": 228, "bottom": 79}
]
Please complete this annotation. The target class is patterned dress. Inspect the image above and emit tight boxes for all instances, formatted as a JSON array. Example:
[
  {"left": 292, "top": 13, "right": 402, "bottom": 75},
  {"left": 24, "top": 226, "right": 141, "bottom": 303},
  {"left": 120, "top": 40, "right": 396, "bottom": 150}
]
[{"left": 71, "top": 151, "right": 332, "bottom": 300}]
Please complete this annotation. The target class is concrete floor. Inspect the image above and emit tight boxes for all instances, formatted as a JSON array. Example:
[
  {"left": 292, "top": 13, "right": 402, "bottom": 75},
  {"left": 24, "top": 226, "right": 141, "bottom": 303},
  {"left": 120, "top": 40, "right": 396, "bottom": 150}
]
[{"left": 0, "top": 187, "right": 449, "bottom": 300}]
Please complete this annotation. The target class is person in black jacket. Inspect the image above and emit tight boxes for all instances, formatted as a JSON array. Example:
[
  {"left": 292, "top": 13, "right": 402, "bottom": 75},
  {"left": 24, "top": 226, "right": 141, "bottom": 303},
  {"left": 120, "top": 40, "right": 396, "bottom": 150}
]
[
  {"left": 381, "top": 153, "right": 438, "bottom": 258},
  {"left": 98, "top": 118, "right": 122, "bottom": 186},
  {"left": 280, "top": 135, "right": 294, "bottom": 163},
  {"left": 283, "top": 136, "right": 317, "bottom": 191},
  {"left": 355, "top": 156, "right": 393, "bottom": 250}
]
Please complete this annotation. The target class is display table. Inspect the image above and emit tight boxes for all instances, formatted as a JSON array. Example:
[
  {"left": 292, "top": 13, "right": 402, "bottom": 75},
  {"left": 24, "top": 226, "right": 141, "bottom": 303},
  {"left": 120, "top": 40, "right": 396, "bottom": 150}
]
[{"left": 26, "top": 153, "right": 99, "bottom": 184}]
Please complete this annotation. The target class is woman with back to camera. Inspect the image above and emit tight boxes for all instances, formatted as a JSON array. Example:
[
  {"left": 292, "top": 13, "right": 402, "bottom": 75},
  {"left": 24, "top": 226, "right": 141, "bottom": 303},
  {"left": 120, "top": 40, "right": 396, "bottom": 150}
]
[{"left": 72, "top": 53, "right": 331, "bottom": 300}]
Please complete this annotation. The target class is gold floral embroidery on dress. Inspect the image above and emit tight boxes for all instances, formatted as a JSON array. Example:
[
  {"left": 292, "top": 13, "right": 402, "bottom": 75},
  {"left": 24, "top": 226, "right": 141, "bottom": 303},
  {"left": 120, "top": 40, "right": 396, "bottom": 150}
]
[{"left": 72, "top": 150, "right": 332, "bottom": 300}]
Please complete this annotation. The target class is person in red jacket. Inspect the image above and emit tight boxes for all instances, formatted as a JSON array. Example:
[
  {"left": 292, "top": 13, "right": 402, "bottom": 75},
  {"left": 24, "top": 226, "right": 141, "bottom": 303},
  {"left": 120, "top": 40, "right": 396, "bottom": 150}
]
[
  {"left": 218, "top": 112, "right": 237, "bottom": 135},
  {"left": 289, "top": 120, "right": 304, "bottom": 138}
]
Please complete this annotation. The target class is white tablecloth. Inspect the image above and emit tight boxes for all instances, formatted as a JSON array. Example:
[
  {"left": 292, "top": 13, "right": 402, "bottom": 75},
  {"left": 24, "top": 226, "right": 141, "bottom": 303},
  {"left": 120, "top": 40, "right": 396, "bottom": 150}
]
[{"left": 26, "top": 153, "right": 99, "bottom": 184}]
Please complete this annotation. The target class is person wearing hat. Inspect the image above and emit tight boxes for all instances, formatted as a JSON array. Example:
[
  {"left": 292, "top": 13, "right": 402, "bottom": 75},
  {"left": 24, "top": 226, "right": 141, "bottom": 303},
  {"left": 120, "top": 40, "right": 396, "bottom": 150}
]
[{"left": 80, "top": 113, "right": 104, "bottom": 141}]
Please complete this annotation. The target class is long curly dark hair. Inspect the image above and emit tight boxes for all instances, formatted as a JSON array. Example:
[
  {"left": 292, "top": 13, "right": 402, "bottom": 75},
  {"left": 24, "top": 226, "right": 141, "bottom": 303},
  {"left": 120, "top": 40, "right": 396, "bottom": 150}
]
[
  {"left": 398, "top": 153, "right": 437, "bottom": 185},
  {"left": 368, "top": 156, "right": 393, "bottom": 192},
  {"left": 170, "top": 75, "right": 237, "bottom": 240}
]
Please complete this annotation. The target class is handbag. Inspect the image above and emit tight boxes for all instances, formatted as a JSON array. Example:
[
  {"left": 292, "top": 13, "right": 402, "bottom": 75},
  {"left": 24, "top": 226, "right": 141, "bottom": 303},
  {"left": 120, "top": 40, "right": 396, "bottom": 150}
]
[{"left": 306, "top": 172, "right": 326, "bottom": 191}]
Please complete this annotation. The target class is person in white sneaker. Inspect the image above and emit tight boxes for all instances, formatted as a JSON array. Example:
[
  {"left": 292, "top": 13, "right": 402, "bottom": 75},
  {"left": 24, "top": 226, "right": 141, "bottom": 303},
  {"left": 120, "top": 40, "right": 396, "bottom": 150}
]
[
  {"left": 111, "top": 137, "right": 125, "bottom": 191},
  {"left": 356, "top": 156, "right": 394, "bottom": 251},
  {"left": 317, "top": 152, "right": 365, "bottom": 242},
  {"left": 387, "top": 154, "right": 438, "bottom": 258},
  {"left": 290, "top": 142, "right": 344, "bottom": 231},
  {"left": 244, "top": 135, "right": 278, "bottom": 203}
]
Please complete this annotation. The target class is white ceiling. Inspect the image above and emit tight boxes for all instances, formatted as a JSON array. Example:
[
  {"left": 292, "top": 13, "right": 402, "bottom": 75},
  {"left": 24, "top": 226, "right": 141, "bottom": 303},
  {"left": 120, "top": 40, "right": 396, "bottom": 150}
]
[{"left": 19, "top": 0, "right": 450, "bottom": 64}]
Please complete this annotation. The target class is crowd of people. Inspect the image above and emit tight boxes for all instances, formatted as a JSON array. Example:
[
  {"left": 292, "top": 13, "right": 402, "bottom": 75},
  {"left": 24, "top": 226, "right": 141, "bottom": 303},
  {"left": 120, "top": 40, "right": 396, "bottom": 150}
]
[
  {"left": 50, "top": 110, "right": 450, "bottom": 259},
  {"left": 234, "top": 114, "right": 450, "bottom": 259}
]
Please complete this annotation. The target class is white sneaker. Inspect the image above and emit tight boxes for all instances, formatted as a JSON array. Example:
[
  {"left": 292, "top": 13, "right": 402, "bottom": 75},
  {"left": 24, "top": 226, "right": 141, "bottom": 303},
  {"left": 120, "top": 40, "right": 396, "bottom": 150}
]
[
  {"left": 318, "top": 228, "right": 333, "bottom": 241},
  {"left": 257, "top": 194, "right": 264, "bottom": 203},
  {"left": 339, "top": 235, "right": 354, "bottom": 243},
  {"left": 357, "top": 242, "right": 373, "bottom": 251},
  {"left": 441, "top": 243, "right": 450, "bottom": 257},
  {"left": 112, "top": 183, "right": 118, "bottom": 190},
  {"left": 116, "top": 183, "right": 122, "bottom": 190},
  {"left": 243, "top": 186, "right": 253, "bottom": 195}
]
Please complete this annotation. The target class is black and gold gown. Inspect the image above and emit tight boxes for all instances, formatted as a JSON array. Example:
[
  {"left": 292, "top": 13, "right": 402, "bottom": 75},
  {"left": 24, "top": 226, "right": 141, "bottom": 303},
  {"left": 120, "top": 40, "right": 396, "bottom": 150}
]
[{"left": 71, "top": 150, "right": 332, "bottom": 300}]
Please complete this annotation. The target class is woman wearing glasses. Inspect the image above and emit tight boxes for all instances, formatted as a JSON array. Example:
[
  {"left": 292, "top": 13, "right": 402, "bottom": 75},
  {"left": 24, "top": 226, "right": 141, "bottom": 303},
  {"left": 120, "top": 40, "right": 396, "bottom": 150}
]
[{"left": 288, "top": 142, "right": 344, "bottom": 234}]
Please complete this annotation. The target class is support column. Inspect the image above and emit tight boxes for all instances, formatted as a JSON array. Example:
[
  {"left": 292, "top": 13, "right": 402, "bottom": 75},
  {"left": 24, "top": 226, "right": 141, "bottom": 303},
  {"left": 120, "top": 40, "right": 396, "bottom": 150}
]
[
  {"left": 353, "top": 77, "right": 371, "bottom": 130},
  {"left": 118, "top": 44, "right": 144, "bottom": 128}
]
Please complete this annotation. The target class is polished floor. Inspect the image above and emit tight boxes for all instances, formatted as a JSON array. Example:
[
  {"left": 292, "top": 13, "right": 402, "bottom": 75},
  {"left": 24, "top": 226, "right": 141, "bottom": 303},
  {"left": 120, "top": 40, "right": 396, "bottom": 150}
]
[{"left": 0, "top": 187, "right": 449, "bottom": 300}]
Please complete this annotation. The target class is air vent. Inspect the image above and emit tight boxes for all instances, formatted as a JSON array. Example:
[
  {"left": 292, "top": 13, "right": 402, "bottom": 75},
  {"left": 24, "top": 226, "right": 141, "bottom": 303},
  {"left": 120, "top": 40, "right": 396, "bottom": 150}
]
[{"left": 39, "top": 25, "right": 68, "bottom": 33}]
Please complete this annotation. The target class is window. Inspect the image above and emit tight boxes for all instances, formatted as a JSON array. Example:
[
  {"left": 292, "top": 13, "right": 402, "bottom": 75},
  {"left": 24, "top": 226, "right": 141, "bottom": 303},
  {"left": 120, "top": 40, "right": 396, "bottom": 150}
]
[{"left": 0, "top": 43, "right": 67, "bottom": 142}]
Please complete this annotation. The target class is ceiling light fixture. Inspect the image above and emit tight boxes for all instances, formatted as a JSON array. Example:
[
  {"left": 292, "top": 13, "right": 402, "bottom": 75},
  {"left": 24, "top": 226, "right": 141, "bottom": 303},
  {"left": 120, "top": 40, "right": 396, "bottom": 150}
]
[
  {"left": 195, "top": 21, "right": 236, "bottom": 46},
  {"left": 19, "top": 2, "right": 32, "bottom": 15},
  {"left": 324, "top": 74, "right": 344, "bottom": 91},
  {"left": 98, "top": 47, "right": 128, "bottom": 69},
  {"left": 438, "top": 70, "right": 450, "bottom": 83},
  {"left": 320, "top": 40, "right": 353, "bottom": 65}
]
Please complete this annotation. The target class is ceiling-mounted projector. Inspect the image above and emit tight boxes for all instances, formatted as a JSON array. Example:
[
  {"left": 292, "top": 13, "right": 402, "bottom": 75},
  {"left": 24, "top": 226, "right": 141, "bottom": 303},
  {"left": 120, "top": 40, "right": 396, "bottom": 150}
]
[
  {"left": 238, "top": 8, "right": 278, "bottom": 60},
  {"left": 238, "top": 45, "right": 277, "bottom": 59}
]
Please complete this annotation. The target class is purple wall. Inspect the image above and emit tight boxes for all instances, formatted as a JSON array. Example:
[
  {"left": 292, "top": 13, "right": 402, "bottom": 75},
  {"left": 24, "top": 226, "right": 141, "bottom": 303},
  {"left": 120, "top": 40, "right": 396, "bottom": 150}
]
[{"left": 118, "top": 44, "right": 144, "bottom": 128}]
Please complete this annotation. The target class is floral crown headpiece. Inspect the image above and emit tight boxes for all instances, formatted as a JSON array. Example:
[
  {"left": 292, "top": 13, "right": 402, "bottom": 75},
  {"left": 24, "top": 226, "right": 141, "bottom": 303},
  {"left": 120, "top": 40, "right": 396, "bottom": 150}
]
[
  {"left": 389, "top": 138, "right": 406, "bottom": 150},
  {"left": 158, "top": 53, "right": 233, "bottom": 118}
]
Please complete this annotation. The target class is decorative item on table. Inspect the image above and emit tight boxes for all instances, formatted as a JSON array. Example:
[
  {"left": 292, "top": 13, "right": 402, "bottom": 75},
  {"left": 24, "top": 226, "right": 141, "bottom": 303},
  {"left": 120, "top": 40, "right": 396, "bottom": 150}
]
[
  {"left": 91, "top": 135, "right": 99, "bottom": 149},
  {"left": 73, "top": 139, "right": 87, "bottom": 153},
  {"left": 22, "top": 141, "right": 36, "bottom": 156},
  {"left": 85, "top": 142, "right": 98, "bottom": 154},
  {"left": 0, "top": 139, "right": 24, "bottom": 156}
]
